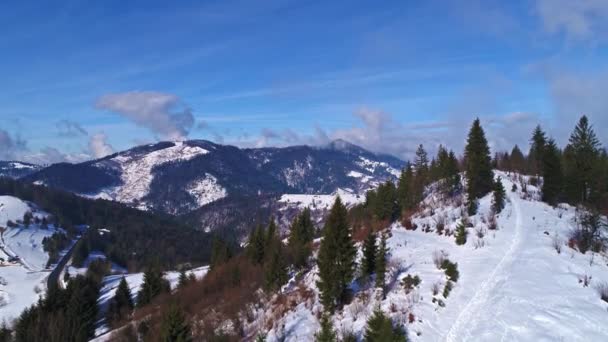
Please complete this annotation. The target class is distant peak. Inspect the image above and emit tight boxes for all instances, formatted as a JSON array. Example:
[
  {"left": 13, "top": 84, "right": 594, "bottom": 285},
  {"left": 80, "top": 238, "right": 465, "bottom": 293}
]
[{"left": 327, "top": 139, "right": 360, "bottom": 151}]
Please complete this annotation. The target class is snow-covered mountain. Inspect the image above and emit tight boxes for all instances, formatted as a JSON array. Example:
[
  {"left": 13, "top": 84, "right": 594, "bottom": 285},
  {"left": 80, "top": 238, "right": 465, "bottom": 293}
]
[
  {"left": 257, "top": 172, "right": 608, "bottom": 341},
  {"left": 0, "top": 161, "right": 41, "bottom": 179},
  {"left": 22, "top": 139, "right": 404, "bottom": 218}
]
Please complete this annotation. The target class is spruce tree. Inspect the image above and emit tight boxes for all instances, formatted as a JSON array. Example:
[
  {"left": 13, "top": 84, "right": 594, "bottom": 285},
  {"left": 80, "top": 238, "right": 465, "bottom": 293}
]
[
  {"left": 464, "top": 119, "right": 494, "bottom": 214},
  {"left": 317, "top": 197, "right": 356, "bottom": 312},
  {"left": 455, "top": 222, "right": 467, "bottom": 246},
  {"left": 413, "top": 145, "right": 429, "bottom": 204},
  {"left": 137, "top": 268, "right": 170, "bottom": 307},
  {"left": 315, "top": 315, "right": 337, "bottom": 342},
  {"left": 509, "top": 145, "right": 526, "bottom": 174},
  {"left": 564, "top": 115, "right": 601, "bottom": 204},
  {"left": 541, "top": 139, "right": 563, "bottom": 205},
  {"left": 288, "top": 208, "right": 315, "bottom": 270},
  {"left": 247, "top": 224, "right": 266, "bottom": 265},
  {"left": 210, "top": 236, "right": 232, "bottom": 269},
  {"left": 397, "top": 164, "right": 414, "bottom": 211},
  {"left": 375, "top": 234, "right": 388, "bottom": 291},
  {"left": 178, "top": 269, "right": 188, "bottom": 289},
  {"left": 492, "top": 177, "right": 506, "bottom": 214},
  {"left": 362, "top": 230, "right": 377, "bottom": 277},
  {"left": 160, "top": 303, "right": 192, "bottom": 342},
  {"left": 529, "top": 125, "right": 547, "bottom": 175},
  {"left": 263, "top": 227, "right": 288, "bottom": 292},
  {"left": 364, "top": 309, "right": 407, "bottom": 342},
  {"left": 107, "top": 276, "right": 134, "bottom": 325}
]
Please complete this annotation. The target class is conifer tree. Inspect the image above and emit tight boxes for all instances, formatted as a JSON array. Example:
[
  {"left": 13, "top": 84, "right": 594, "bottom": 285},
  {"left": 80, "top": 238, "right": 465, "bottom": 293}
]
[
  {"left": 529, "top": 125, "right": 547, "bottom": 175},
  {"left": 178, "top": 269, "right": 188, "bottom": 289},
  {"left": 210, "top": 236, "right": 232, "bottom": 269},
  {"left": 362, "top": 230, "right": 377, "bottom": 277},
  {"left": 288, "top": 208, "right": 315, "bottom": 269},
  {"left": 137, "top": 268, "right": 170, "bottom": 307},
  {"left": 160, "top": 303, "right": 192, "bottom": 342},
  {"left": 541, "top": 139, "right": 563, "bottom": 205},
  {"left": 263, "top": 225, "right": 288, "bottom": 292},
  {"left": 509, "top": 145, "right": 526, "bottom": 174},
  {"left": 373, "top": 181, "right": 398, "bottom": 221},
  {"left": 464, "top": 119, "right": 494, "bottom": 214},
  {"left": 247, "top": 224, "right": 266, "bottom": 265},
  {"left": 455, "top": 222, "right": 467, "bottom": 245},
  {"left": 315, "top": 315, "right": 337, "bottom": 342},
  {"left": 413, "top": 145, "right": 429, "bottom": 204},
  {"left": 492, "top": 177, "right": 506, "bottom": 214},
  {"left": 397, "top": 163, "right": 414, "bottom": 210},
  {"left": 364, "top": 309, "right": 407, "bottom": 342},
  {"left": 107, "top": 276, "right": 134, "bottom": 325},
  {"left": 375, "top": 234, "right": 388, "bottom": 291},
  {"left": 317, "top": 197, "right": 356, "bottom": 312},
  {"left": 564, "top": 115, "right": 600, "bottom": 204}
]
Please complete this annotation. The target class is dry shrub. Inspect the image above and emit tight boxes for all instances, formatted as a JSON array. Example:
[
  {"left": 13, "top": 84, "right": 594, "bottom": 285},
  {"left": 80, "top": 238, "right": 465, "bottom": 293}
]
[
  {"left": 487, "top": 214, "right": 497, "bottom": 230},
  {"left": 552, "top": 234, "right": 563, "bottom": 254},
  {"left": 579, "top": 274, "right": 592, "bottom": 287},
  {"left": 401, "top": 209, "right": 418, "bottom": 230},
  {"left": 435, "top": 214, "right": 446, "bottom": 235},
  {"left": 431, "top": 282, "right": 441, "bottom": 296}
]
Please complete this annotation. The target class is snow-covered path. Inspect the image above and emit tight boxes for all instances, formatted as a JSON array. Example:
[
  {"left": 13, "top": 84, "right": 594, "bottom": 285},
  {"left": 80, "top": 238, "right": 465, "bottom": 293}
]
[{"left": 446, "top": 178, "right": 524, "bottom": 341}]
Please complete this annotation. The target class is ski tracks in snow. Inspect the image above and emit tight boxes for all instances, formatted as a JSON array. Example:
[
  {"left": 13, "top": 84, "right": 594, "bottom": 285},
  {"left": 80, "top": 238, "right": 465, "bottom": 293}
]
[{"left": 445, "top": 188, "right": 524, "bottom": 342}]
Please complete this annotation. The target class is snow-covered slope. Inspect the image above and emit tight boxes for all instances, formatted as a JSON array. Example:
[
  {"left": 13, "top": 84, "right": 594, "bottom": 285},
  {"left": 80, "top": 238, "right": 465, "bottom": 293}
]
[
  {"left": 262, "top": 172, "right": 608, "bottom": 341},
  {"left": 0, "top": 161, "right": 41, "bottom": 179},
  {"left": 0, "top": 196, "right": 66, "bottom": 322}
]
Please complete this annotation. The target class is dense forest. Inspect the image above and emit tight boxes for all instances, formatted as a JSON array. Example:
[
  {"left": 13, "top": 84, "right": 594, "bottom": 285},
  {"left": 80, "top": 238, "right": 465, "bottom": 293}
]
[{"left": 0, "top": 178, "right": 214, "bottom": 271}]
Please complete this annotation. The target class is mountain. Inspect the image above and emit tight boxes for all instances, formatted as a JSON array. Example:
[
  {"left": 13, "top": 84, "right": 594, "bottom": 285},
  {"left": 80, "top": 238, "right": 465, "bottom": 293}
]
[
  {"left": 22, "top": 139, "right": 404, "bottom": 219},
  {"left": 0, "top": 161, "right": 41, "bottom": 179}
]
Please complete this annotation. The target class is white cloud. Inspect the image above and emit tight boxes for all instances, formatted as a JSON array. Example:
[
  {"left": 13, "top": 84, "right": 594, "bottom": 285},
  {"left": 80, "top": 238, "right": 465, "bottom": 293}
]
[
  {"left": 95, "top": 91, "right": 194, "bottom": 141},
  {"left": 536, "top": 0, "right": 608, "bottom": 42},
  {"left": 88, "top": 133, "right": 114, "bottom": 158},
  {"left": 56, "top": 120, "right": 88, "bottom": 137}
]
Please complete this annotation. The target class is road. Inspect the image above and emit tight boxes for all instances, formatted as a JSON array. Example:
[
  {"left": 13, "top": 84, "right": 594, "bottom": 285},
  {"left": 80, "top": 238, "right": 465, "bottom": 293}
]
[{"left": 46, "top": 237, "right": 82, "bottom": 292}]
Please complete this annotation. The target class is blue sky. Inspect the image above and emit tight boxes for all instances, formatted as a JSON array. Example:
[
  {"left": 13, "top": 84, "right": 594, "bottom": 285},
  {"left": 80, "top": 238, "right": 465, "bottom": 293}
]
[{"left": 0, "top": 0, "right": 607, "bottom": 163}]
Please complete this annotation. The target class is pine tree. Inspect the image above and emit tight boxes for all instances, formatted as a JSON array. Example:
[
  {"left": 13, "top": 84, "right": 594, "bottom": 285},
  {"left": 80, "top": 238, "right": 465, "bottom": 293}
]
[
  {"left": 455, "top": 222, "right": 467, "bottom": 245},
  {"left": 364, "top": 309, "right": 407, "bottom": 342},
  {"left": 263, "top": 228, "right": 288, "bottom": 292},
  {"left": 137, "top": 268, "right": 170, "bottom": 307},
  {"left": 362, "top": 230, "right": 377, "bottom": 277},
  {"left": 413, "top": 145, "right": 429, "bottom": 204},
  {"left": 317, "top": 197, "right": 357, "bottom": 312},
  {"left": 541, "top": 139, "right": 563, "bottom": 205},
  {"left": 160, "top": 303, "right": 192, "bottom": 342},
  {"left": 529, "top": 125, "right": 547, "bottom": 175},
  {"left": 315, "top": 315, "right": 337, "bottom": 342},
  {"left": 564, "top": 115, "right": 601, "bottom": 204},
  {"left": 178, "top": 269, "right": 188, "bottom": 289},
  {"left": 247, "top": 224, "right": 266, "bottom": 265},
  {"left": 464, "top": 119, "right": 494, "bottom": 214},
  {"left": 107, "top": 276, "right": 134, "bottom": 325},
  {"left": 373, "top": 181, "right": 398, "bottom": 221},
  {"left": 288, "top": 208, "right": 315, "bottom": 269},
  {"left": 210, "top": 236, "right": 232, "bottom": 269},
  {"left": 492, "top": 177, "right": 506, "bottom": 214},
  {"left": 375, "top": 234, "right": 388, "bottom": 292},
  {"left": 397, "top": 163, "right": 414, "bottom": 211},
  {"left": 509, "top": 145, "right": 526, "bottom": 174}
]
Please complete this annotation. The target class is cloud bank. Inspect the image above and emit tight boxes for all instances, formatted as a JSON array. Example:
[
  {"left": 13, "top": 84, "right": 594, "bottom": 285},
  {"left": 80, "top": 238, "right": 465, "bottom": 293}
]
[{"left": 95, "top": 91, "right": 194, "bottom": 141}]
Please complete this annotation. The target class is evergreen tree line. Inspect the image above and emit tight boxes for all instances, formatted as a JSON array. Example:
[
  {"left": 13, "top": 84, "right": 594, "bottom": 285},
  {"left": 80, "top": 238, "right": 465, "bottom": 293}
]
[
  {"left": 0, "top": 177, "right": 215, "bottom": 271},
  {"left": 493, "top": 116, "right": 608, "bottom": 211},
  {"left": 7, "top": 267, "right": 102, "bottom": 342}
]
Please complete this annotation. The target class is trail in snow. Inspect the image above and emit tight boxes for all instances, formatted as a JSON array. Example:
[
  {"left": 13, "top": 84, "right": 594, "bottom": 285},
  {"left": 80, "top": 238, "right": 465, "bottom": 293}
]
[{"left": 445, "top": 180, "right": 523, "bottom": 342}]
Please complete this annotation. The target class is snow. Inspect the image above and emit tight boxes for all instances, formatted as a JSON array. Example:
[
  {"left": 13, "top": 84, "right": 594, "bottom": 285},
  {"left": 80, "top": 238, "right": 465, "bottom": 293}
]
[
  {"left": 278, "top": 188, "right": 364, "bottom": 210},
  {"left": 347, "top": 170, "right": 373, "bottom": 184},
  {"left": 91, "top": 142, "right": 210, "bottom": 209},
  {"left": 264, "top": 171, "right": 608, "bottom": 341},
  {"left": 187, "top": 174, "right": 227, "bottom": 207},
  {"left": 0, "top": 196, "right": 64, "bottom": 323}
]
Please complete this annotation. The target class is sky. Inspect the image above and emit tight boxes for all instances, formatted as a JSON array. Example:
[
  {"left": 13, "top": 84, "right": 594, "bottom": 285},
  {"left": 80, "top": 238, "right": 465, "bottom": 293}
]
[{"left": 0, "top": 0, "right": 607, "bottom": 164}]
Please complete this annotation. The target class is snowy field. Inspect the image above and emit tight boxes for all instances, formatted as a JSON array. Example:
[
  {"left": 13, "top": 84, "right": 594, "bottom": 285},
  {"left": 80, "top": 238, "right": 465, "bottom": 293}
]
[
  {"left": 264, "top": 172, "right": 608, "bottom": 341},
  {"left": 279, "top": 188, "right": 365, "bottom": 211},
  {"left": 0, "top": 196, "right": 63, "bottom": 323}
]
